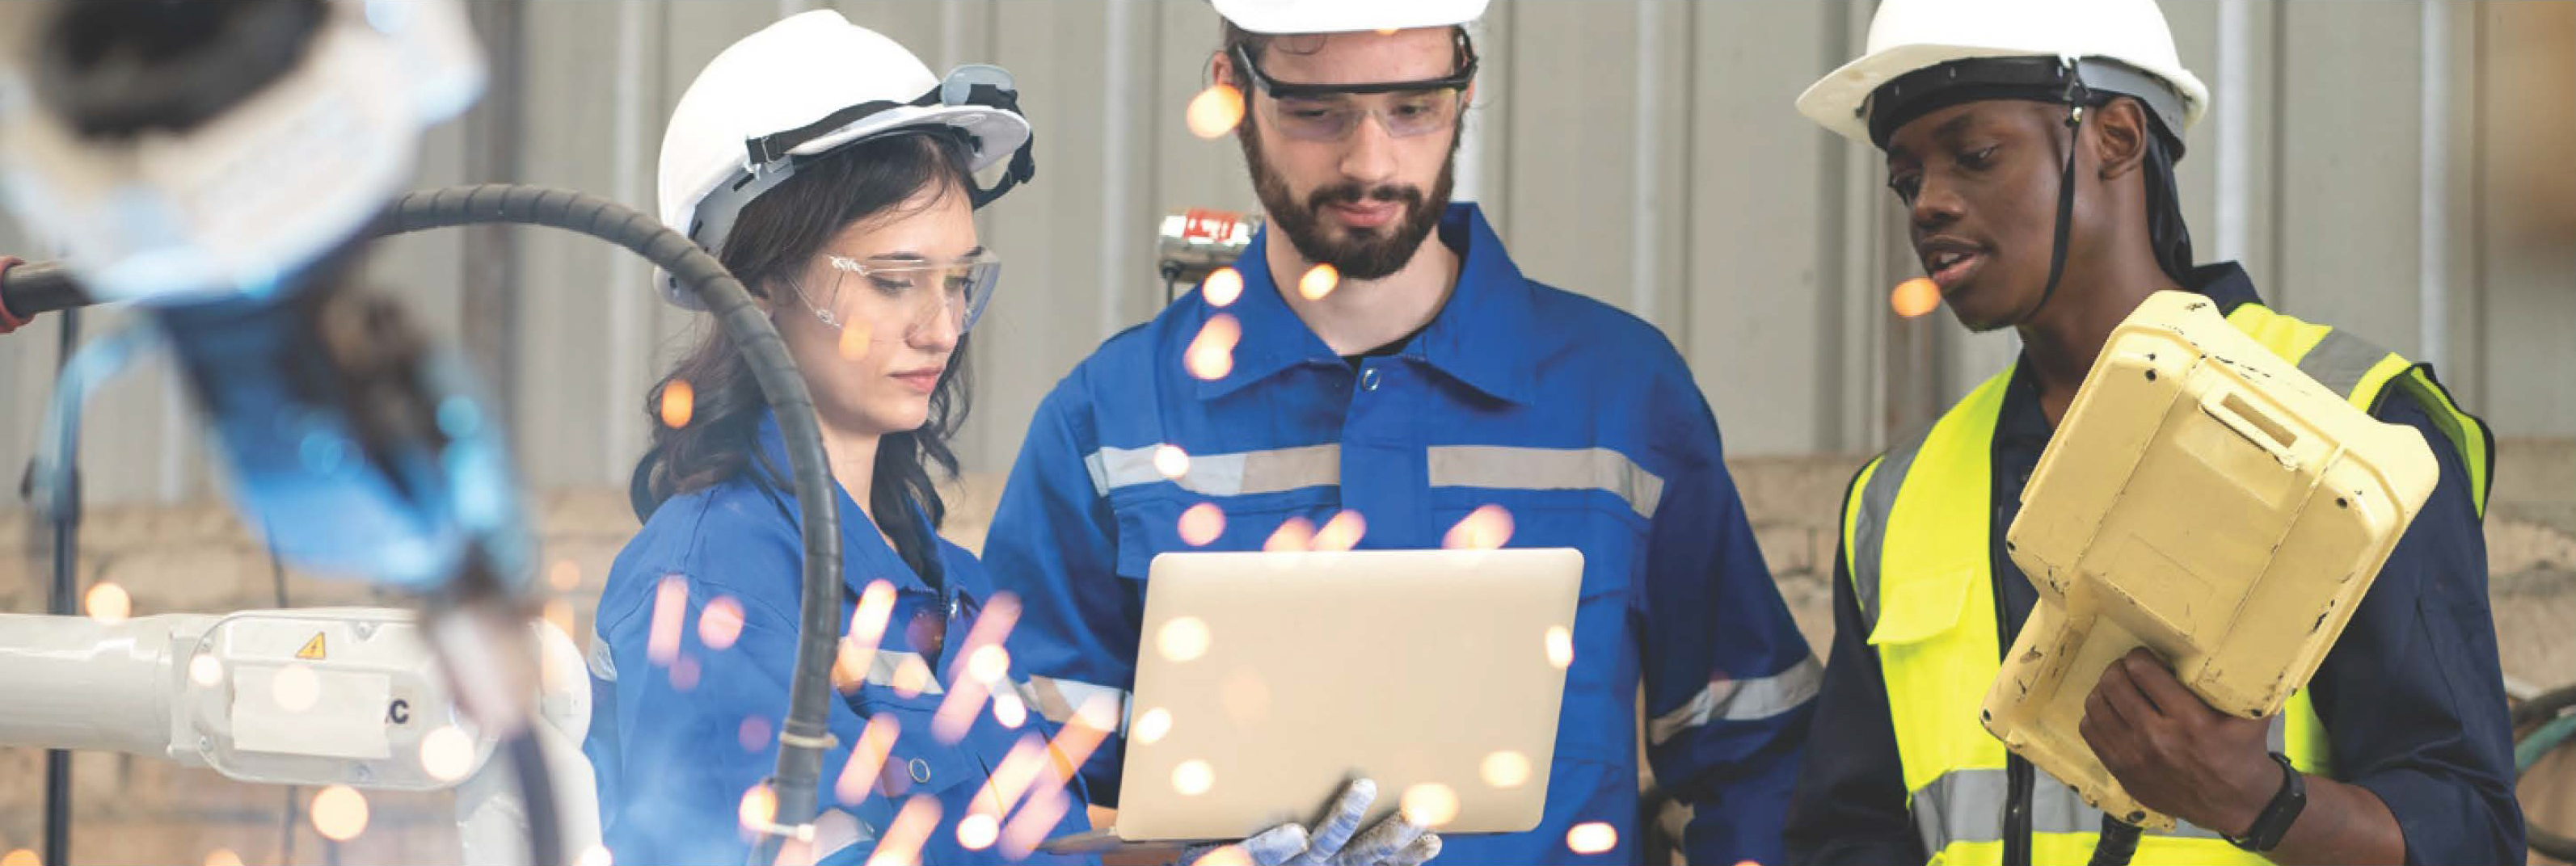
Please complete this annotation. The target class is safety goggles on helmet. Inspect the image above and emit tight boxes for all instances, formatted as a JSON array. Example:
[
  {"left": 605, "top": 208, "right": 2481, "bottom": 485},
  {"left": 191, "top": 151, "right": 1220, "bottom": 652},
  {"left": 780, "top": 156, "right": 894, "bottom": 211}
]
[
  {"left": 689, "top": 64, "right": 1037, "bottom": 255},
  {"left": 785, "top": 249, "right": 1001, "bottom": 339},
  {"left": 1228, "top": 32, "right": 1477, "bottom": 141},
  {"left": 744, "top": 63, "right": 1033, "bottom": 204}
]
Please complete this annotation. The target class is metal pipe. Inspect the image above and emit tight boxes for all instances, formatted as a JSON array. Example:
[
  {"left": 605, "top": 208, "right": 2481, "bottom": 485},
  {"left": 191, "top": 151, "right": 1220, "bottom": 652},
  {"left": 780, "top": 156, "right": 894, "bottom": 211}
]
[
  {"left": 43, "top": 305, "right": 82, "bottom": 866},
  {"left": 1099, "top": 0, "right": 1140, "bottom": 338},
  {"left": 1456, "top": 11, "right": 1492, "bottom": 204},
  {"left": 1629, "top": 1, "right": 1667, "bottom": 322},
  {"left": 605, "top": 0, "right": 648, "bottom": 486},
  {"left": 2418, "top": 0, "right": 2451, "bottom": 369},
  {"left": 2216, "top": 0, "right": 2252, "bottom": 264}
]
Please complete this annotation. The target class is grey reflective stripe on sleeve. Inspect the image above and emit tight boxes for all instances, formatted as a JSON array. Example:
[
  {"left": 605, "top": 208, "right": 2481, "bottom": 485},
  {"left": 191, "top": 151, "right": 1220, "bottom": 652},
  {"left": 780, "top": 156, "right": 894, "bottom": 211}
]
[
  {"left": 1426, "top": 445, "right": 1665, "bottom": 519},
  {"left": 2295, "top": 329, "right": 2396, "bottom": 399},
  {"left": 1023, "top": 675, "right": 1132, "bottom": 734},
  {"left": 1911, "top": 768, "right": 2227, "bottom": 852},
  {"left": 1086, "top": 444, "right": 1342, "bottom": 498},
  {"left": 1853, "top": 425, "right": 1933, "bottom": 633},
  {"left": 1646, "top": 655, "right": 1823, "bottom": 745}
]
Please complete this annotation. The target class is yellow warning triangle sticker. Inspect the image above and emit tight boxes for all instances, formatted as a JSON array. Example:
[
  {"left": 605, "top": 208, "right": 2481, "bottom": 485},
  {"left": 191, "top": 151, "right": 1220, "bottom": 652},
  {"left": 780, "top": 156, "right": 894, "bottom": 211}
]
[{"left": 295, "top": 633, "right": 327, "bottom": 661}]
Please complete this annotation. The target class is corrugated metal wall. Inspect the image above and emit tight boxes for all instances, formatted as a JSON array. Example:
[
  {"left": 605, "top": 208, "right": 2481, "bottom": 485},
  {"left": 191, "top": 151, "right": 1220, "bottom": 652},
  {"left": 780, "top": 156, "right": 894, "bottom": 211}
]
[{"left": 1, "top": 0, "right": 2568, "bottom": 506}]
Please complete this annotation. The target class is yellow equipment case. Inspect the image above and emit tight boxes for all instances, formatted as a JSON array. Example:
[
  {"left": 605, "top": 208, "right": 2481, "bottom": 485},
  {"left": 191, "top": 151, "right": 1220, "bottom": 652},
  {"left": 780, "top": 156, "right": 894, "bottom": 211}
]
[{"left": 1981, "top": 290, "right": 2440, "bottom": 830}]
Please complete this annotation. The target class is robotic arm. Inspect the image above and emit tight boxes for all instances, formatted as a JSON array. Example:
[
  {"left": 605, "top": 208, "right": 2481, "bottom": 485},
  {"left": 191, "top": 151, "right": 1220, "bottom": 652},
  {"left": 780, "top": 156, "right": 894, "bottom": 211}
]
[
  {"left": 0, "top": 607, "right": 602, "bottom": 866},
  {"left": 0, "top": 5, "right": 852, "bottom": 862}
]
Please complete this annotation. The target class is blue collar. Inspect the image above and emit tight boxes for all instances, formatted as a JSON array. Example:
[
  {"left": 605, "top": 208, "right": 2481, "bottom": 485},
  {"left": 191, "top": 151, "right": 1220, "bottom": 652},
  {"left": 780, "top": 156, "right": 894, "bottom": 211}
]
[
  {"left": 1195, "top": 203, "right": 1539, "bottom": 404},
  {"left": 749, "top": 411, "right": 936, "bottom": 593},
  {"left": 2185, "top": 261, "right": 2263, "bottom": 314}
]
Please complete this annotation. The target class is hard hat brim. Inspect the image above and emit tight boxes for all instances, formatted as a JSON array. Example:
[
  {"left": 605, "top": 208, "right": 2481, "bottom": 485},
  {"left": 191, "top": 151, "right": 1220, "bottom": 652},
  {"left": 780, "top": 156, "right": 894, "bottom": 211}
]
[
  {"left": 1798, "top": 43, "right": 2207, "bottom": 148},
  {"left": 1212, "top": 0, "right": 1488, "bottom": 35}
]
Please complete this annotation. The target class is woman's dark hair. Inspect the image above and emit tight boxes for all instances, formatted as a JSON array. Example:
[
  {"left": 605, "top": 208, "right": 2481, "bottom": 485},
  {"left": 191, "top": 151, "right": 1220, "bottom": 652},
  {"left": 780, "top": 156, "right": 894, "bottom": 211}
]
[{"left": 630, "top": 129, "right": 978, "bottom": 587}]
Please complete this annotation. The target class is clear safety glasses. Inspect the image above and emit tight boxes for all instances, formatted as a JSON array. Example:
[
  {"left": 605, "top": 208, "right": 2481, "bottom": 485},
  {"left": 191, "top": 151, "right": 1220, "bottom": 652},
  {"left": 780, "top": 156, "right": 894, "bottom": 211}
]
[
  {"left": 1229, "top": 36, "right": 1478, "bottom": 142},
  {"left": 786, "top": 250, "right": 1001, "bottom": 338}
]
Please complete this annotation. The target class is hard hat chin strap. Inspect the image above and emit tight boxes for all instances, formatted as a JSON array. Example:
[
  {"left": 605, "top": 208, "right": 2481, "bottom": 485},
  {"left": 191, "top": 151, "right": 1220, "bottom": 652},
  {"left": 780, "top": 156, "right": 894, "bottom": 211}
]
[
  {"left": 2015, "top": 61, "right": 2093, "bottom": 330},
  {"left": 966, "top": 135, "right": 1035, "bottom": 209}
]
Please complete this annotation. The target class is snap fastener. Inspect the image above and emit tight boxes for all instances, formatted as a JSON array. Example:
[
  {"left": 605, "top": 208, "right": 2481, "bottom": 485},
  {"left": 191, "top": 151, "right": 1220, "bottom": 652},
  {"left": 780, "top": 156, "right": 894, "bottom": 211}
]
[
  {"left": 909, "top": 758, "right": 932, "bottom": 784},
  {"left": 1360, "top": 368, "right": 1381, "bottom": 391}
]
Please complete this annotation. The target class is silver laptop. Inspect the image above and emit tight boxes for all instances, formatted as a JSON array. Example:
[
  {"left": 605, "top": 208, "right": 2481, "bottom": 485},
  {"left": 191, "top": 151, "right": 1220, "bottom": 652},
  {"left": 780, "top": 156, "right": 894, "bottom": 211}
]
[{"left": 1085, "top": 547, "right": 1583, "bottom": 845}]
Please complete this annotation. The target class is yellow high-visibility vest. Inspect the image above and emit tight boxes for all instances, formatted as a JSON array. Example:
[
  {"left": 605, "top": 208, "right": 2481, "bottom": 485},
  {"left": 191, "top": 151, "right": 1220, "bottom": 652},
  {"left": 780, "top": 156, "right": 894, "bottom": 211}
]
[{"left": 1840, "top": 301, "right": 2491, "bottom": 864}]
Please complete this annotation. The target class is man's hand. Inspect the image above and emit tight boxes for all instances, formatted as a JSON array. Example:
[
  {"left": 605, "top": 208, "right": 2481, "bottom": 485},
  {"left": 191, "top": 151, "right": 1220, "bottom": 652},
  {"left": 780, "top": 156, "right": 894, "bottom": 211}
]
[
  {"left": 1182, "top": 779, "right": 1441, "bottom": 866},
  {"left": 2078, "top": 648, "right": 2283, "bottom": 835}
]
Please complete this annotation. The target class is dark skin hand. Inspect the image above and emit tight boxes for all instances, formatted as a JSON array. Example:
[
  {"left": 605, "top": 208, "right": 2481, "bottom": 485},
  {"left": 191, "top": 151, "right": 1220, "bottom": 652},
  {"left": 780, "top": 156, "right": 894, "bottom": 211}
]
[{"left": 2083, "top": 648, "right": 2406, "bottom": 864}]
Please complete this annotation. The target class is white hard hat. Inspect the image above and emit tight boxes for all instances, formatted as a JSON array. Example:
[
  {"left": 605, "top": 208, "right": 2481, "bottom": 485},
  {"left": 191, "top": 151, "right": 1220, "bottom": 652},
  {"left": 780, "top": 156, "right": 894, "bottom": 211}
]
[
  {"left": 656, "top": 10, "right": 1034, "bottom": 310},
  {"left": 0, "top": 0, "right": 483, "bottom": 303},
  {"left": 1210, "top": 0, "right": 1488, "bottom": 35},
  {"left": 1796, "top": 0, "right": 2207, "bottom": 150}
]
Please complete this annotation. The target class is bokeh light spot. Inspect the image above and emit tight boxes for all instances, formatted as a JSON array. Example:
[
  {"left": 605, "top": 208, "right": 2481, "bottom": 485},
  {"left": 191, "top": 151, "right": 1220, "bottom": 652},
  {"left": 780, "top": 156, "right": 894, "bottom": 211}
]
[
  {"left": 1892, "top": 277, "right": 1941, "bottom": 318},
  {"left": 1157, "top": 616, "right": 1212, "bottom": 662}
]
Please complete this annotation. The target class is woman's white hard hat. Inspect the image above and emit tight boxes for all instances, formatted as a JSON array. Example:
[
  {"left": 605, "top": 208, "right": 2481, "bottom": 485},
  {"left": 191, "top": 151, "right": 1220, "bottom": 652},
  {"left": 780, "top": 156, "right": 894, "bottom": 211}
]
[{"left": 655, "top": 10, "right": 1033, "bottom": 310}]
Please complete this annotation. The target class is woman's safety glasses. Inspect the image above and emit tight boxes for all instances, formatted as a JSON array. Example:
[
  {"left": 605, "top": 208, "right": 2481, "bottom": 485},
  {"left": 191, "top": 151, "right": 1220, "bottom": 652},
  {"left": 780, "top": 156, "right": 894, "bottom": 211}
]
[
  {"left": 1227, "top": 33, "right": 1478, "bottom": 142},
  {"left": 786, "top": 250, "right": 1001, "bottom": 339}
]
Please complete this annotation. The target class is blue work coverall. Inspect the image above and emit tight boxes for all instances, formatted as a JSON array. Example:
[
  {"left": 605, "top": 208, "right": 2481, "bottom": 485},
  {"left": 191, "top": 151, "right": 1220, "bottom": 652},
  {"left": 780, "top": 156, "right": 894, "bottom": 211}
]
[
  {"left": 984, "top": 204, "right": 1818, "bottom": 865},
  {"left": 584, "top": 414, "right": 1095, "bottom": 866}
]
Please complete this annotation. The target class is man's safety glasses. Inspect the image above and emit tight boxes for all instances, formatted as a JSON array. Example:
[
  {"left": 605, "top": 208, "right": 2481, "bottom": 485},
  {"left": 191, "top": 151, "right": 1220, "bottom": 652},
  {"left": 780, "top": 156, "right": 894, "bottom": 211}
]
[
  {"left": 785, "top": 250, "right": 1001, "bottom": 338},
  {"left": 1228, "top": 36, "right": 1478, "bottom": 142}
]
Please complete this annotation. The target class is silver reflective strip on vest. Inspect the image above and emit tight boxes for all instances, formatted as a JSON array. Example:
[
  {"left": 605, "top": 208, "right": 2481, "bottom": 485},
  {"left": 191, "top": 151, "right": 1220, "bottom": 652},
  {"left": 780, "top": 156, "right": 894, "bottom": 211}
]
[
  {"left": 1085, "top": 444, "right": 1342, "bottom": 498},
  {"left": 1912, "top": 713, "right": 2288, "bottom": 851},
  {"left": 1911, "top": 769, "right": 2227, "bottom": 852},
  {"left": 1023, "top": 675, "right": 1131, "bottom": 734},
  {"left": 1646, "top": 655, "right": 1824, "bottom": 745},
  {"left": 1853, "top": 424, "right": 1934, "bottom": 631},
  {"left": 1426, "top": 446, "right": 1665, "bottom": 519},
  {"left": 2296, "top": 329, "right": 2395, "bottom": 399}
]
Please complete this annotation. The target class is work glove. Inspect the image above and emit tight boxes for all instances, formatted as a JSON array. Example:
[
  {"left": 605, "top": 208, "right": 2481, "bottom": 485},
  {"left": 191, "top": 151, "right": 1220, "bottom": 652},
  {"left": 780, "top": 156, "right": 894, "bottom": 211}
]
[{"left": 1180, "top": 779, "right": 1442, "bottom": 866}]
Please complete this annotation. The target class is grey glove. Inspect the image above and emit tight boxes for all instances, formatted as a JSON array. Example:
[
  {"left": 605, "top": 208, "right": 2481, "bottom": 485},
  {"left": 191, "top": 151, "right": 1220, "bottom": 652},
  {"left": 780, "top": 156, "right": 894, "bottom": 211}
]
[{"left": 1183, "top": 779, "right": 1443, "bottom": 866}]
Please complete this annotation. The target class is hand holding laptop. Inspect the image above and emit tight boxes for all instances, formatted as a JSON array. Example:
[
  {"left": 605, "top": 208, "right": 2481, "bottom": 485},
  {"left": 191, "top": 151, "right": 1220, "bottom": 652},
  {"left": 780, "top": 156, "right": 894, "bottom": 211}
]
[{"left": 1181, "top": 779, "right": 1443, "bottom": 866}]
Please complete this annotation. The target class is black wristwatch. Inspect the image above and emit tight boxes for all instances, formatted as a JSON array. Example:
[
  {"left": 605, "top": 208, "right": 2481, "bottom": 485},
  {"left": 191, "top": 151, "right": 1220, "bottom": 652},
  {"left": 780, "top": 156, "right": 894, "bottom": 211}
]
[{"left": 2224, "top": 751, "right": 2306, "bottom": 852}]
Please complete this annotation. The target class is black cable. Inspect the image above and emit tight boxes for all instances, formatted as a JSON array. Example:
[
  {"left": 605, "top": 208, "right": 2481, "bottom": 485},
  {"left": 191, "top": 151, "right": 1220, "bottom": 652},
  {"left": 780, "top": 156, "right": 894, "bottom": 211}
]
[
  {"left": 2087, "top": 815, "right": 2142, "bottom": 866},
  {"left": 2513, "top": 683, "right": 2576, "bottom": 730},
  {"left": 371, "top": 184, "right": 845, "bottom": 866},
  {"left": 2537, "top": 828, "right": 2576, "bottom": 866},
  {"left": 501, "top": 729, "right": 561, "bottom": 866},
  {"left": 2516, "top": 683, "right": 2576, "bottom": 861},
  {"left": 0, "top": 259, "right": 88, "bottom": 320},
  {"left": 42, "top": 307, "right": 79, "bottom": 866}
]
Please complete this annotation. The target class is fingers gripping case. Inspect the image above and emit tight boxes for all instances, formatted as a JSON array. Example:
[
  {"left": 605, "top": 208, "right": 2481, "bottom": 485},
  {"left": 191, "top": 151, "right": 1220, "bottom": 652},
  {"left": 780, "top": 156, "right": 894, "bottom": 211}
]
[{"left": 1981, "top": 291, "right": 2439, "bottom": 830}]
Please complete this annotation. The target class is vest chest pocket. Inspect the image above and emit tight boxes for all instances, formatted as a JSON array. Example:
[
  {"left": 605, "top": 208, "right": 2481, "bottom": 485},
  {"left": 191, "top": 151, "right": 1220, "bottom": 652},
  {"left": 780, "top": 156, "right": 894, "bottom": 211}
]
[
  {"left": 1867, "top": 562, "right": 1981, "bottom": 647},
  {"left": 843, "top": 686, "right": 986, "bottom": 801}
]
